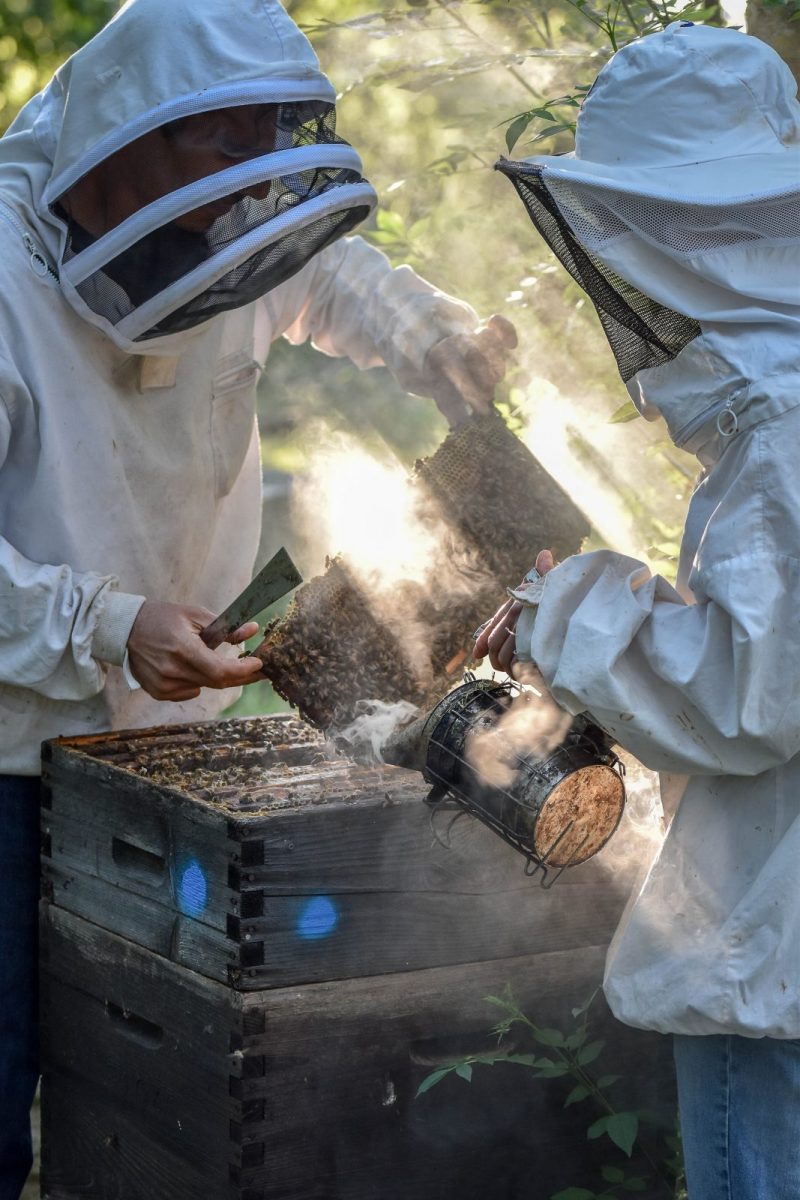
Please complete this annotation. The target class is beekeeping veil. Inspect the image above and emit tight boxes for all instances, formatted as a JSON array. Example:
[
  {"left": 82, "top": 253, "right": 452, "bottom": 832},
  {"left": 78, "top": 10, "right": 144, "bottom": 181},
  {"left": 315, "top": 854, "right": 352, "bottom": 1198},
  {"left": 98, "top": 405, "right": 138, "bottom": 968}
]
[
  {"left": 0, "top": 0, "right": 377, "bottom": 352},
  {"left": 496, "top": 23, "right": 800, "bottom": 459}
]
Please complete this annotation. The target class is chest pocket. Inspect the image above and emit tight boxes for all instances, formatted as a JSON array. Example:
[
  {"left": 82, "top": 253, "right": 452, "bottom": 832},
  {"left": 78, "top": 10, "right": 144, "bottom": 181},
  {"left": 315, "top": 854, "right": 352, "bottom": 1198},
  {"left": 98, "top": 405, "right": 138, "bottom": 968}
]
[{"left": 211, "top": 350, "right": 261, "bottom": 498}]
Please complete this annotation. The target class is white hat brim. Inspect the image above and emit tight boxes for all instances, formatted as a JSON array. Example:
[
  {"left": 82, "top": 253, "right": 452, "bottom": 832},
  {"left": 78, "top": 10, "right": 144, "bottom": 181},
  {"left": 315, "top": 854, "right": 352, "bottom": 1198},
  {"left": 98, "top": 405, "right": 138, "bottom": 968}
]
[{"left": 509, "top": 149, "right": 800, "bottom": 204}]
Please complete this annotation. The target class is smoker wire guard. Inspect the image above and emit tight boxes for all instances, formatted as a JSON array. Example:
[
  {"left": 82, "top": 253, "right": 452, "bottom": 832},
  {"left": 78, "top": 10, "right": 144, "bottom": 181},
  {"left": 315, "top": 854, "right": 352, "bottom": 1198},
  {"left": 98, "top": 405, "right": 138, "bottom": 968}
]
[{"left": 411, "top": 677, "right": 626, "bottom": 888}]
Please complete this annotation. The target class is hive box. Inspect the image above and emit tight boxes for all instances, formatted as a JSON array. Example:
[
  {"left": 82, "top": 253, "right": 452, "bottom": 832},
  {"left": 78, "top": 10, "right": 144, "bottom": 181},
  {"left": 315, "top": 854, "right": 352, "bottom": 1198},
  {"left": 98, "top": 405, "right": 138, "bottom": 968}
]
[{"left": 40, "top": 714, "right": 674, "bottom": 1200}]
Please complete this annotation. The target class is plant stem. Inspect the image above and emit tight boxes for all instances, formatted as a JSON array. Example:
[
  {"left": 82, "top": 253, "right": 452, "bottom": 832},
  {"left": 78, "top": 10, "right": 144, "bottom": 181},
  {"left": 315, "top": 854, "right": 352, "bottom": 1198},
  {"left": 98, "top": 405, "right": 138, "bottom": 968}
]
[
  {"left": 511, "top": 1009, "right": 674, "bottom": 1197},
  {"left": 640, "top": 0, "right": 671, "bottom": 24},
  {"left": 619, "top": 0, "right": 645, "bottom": 32},
  {"left": 517, "top": 4, "right": 555, "bottom": 48},
  {"left": 564, "top": 0, "right": 607, "bottom": 31},
  {"left": 433, "top": 0, "right": 544, "bottom": 100}
]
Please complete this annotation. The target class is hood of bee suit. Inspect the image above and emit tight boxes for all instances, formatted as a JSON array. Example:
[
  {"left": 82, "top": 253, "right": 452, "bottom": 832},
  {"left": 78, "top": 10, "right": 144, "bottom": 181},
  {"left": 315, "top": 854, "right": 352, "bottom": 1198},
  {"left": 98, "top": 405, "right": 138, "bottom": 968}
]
[
  {"left": 495, "top": 23, "right": 800, "bottom": 465},
  {"left": 0, "top": 0, "right": 377, "bottom": 354}
]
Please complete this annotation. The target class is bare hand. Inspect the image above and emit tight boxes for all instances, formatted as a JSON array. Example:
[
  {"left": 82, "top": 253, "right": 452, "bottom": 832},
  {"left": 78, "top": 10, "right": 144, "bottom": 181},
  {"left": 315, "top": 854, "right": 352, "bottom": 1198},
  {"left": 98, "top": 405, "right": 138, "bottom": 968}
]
[
  {"left": 474, "top": 550, "right": 555, "bottom": 674},
  {"left": 127, "top": 601, "right": 264, "bottom": 702},
  {"left": 424, "top": 313, "right": 517, "bottom": 426}
]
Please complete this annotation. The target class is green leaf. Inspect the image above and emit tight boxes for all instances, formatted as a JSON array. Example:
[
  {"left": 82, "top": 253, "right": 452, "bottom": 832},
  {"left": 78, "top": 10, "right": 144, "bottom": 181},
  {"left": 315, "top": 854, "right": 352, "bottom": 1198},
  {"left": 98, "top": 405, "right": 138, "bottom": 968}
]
[
  {"left": 606, "top": 1112, "right": 639, "bottom": 1157},
  {"left": 532, "top": 1027, "right": 566, "bottom": 1047},
  {"left": 415, "top": 1067, "right": 452, "bottom": 1097},
  {"left": 505, "top": 112, "right": 534, "bottom": 153},
  {"left": 622, "top": 1179, "right": 648, "bottom": 1193},
  {"left": 564, "top": 1084, "right": 591, "bottom": 1107},
  {"left": 601, "top": 1166, "right": 625, "bottom": 1184},
  {"left": 485, "top": 987, "right": 517, "bottom": 1012},
  {"left": 551, "top": 1189, "right": 596, "bottom": 1200},
  {"left": 455, "top": 1063, "right": 473, "bottom": 1082},
  {"left": 564, "top": 1028, "right": 588, "bottom": 1051},
  {"left": 376, "top": 209, "right": 405, "bottom": 236},
  {"left": 575, "top": 1040, "right": 605, "bottom": 1065},
  {"left": 528, "top": 123, "right": 575, "bottom": 145},
  {"left": 529, "top": 106, "right": 559, "bottom": 122},
  {"left": 681, "top": 3, "right": 725, "bottom": 16},
  {"left": 535, "top": 1061, "right": 571, "bottom": 1078},
  {"left": 587, "top": 1116, "right": 611, "bottom": 1140},
  {"left": 367, "top": 231, "right": 405, "bottom": 246},
  {"left": 608, "top": 399, "right": 640, "bottom": 423},
  {"left": 596, "top": 1074, "right": 622, "bottom": 1089},
  {"left": 505, "top": 1054, "right": 543, "bottom": 1066}
]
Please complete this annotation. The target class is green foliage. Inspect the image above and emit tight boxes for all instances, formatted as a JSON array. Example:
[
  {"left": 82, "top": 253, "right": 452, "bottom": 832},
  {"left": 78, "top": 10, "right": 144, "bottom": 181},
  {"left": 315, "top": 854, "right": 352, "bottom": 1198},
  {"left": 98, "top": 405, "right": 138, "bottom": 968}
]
[
  {"left": 415, "top": 985, "right": 686, "bottom": 1199},
  {"left": 0, "top": 0, "right": 119, "bottom": 131},
  {"left": 608, "top": 400, "right": 641, "bottom": 425},
  {"left": 503, "top": 93, "right": 584, "bottom": 153}
]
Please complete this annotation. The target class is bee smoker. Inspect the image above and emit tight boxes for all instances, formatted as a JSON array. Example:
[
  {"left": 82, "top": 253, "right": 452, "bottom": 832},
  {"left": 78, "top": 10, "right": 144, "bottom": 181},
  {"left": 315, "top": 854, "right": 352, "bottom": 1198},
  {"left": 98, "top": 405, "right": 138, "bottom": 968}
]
[{"left": 383, "top": 677, "right": 626, "bottom": 887}]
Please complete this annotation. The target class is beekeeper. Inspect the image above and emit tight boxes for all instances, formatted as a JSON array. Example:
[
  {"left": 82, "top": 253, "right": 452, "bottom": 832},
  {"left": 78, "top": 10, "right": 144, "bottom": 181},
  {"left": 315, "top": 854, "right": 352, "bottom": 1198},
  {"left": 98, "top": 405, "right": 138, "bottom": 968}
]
[
  {"left": 0, "top": 0, "right": 516, "bottom": 1193},
  {"left": 477, "top": 23, "right": 800, "bottom": 1200}
]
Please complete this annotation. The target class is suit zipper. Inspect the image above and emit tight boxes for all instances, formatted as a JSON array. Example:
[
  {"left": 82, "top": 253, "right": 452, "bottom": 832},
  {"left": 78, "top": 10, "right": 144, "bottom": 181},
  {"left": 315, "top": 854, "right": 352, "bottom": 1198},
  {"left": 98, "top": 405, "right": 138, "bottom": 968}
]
[{"left": 0, "top": 200, "right": 59, "bottom": 281}]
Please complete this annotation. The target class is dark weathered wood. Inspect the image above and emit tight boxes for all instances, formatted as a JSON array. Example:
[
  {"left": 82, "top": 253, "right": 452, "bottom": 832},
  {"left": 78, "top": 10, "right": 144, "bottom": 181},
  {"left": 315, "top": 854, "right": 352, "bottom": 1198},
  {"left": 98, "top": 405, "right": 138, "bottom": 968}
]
[
  {"left": 41, "top": 906, "right": 675, "bottom": 1200},
  {"left": 42, "top": 717, "right": 632, "bottom": 989},
  {"left": 41, "top": 717, "right": 674, "bottom": 1199},
  {"left": 43, "top": 852, "right": 626, "bottom": 988},
  {"left": 42, "top": 1078, "right": 232, "bottom": 1200}
]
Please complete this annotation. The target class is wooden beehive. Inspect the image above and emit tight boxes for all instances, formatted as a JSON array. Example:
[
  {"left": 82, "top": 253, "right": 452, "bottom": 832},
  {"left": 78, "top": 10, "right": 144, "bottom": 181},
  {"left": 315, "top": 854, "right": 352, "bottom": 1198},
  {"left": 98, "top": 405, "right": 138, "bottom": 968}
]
[{"left": 40, "top": 715, "right": 674, "bottom": 1200}]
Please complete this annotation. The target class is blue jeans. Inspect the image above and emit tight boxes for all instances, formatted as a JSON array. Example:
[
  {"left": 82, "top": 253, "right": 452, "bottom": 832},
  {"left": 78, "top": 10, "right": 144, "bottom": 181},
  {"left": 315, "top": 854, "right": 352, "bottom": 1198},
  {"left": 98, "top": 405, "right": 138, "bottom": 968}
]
[
  {"left": 674, "top": 1033, "right": 800, "bottom": 1200},
  {"left": 0, "top": 776, "right": 39, "bottom": 1200}
]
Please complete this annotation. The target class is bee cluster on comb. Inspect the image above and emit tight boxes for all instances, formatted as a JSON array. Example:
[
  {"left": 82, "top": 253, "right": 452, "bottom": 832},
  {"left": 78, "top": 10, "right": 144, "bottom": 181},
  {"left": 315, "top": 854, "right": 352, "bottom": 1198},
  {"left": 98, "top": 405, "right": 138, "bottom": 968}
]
[{"left": 254, "top": 413, "right": 589, "bottom": 732}]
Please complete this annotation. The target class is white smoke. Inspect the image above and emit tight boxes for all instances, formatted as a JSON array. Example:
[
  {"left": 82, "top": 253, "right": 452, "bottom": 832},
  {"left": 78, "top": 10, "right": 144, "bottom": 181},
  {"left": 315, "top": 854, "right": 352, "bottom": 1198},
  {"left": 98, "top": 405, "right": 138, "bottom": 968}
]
[
  {"left": 335, "top": 698, "right": 420, "bottom": 764},
  {"left": 465, "top": 667, "right": 572, "bottom": 790}
]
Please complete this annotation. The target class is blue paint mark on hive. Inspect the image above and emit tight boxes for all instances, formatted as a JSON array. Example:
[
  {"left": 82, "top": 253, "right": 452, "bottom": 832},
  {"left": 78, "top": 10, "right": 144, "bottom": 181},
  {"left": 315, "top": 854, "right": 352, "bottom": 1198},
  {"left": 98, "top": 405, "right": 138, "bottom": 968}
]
[
  {"left": 177, "top": 859, "right": 208, "bottom": 918},
  {"left": 297, "top": 896, "right": 338, "bottom": 940}
]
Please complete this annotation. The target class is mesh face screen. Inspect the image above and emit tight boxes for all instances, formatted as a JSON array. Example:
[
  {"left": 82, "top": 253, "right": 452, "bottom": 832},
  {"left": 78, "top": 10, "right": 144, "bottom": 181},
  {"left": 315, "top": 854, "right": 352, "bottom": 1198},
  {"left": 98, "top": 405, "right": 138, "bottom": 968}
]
[
  {"left": 58, "top": 103, "right": 373, "bottom": 338},
  {"left": 550, "top": 178, "right": 799, "bottom": 258},
  {"left": 497, "top": 162, "right": 701, "bottom": 382},
  {"left": 139, "top": 204, "right": 370, "bottom": 338}
]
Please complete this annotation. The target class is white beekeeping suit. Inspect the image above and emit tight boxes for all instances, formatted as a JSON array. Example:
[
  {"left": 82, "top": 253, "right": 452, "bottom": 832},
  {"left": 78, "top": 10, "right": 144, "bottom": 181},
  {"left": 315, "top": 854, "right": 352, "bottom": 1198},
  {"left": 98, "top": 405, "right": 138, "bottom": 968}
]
[
  {"left": 0, "top": 0, "right": 483, "bottom": 773},
  {"left": 497, "top": 23, "right": 800, "bottom": 1036}
]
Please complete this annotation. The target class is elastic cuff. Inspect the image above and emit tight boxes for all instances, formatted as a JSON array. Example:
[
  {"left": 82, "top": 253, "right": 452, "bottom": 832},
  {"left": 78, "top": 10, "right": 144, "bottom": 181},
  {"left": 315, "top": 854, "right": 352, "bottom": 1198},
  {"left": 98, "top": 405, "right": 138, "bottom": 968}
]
[
  {"left": 122, "top": 649, "right": 141, "bottom": 692},
  {"left": 92, "top": 589, "right": 146, "bottom": 666},
  {"left": 514, "top": 604, "right": 539, "bottom": 664}
]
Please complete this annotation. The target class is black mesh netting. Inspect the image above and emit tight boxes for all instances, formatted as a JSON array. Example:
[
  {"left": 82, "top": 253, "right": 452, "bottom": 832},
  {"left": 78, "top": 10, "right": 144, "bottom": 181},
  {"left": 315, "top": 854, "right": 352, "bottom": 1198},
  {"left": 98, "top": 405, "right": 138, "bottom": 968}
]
[
  {"left": 58, "top": 101, "right": 373, "bottom": 337},
  {"left": 139, "top": 203, "right": 370, "bottom": 338},
  {"left": 496, "top": 159, "right": 701, "bottom": 382}
]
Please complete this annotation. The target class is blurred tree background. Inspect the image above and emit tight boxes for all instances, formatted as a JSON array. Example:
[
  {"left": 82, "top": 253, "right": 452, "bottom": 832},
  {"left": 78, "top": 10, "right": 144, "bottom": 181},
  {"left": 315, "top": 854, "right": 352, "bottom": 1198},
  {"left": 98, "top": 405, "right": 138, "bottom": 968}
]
[{"left": 1, "top": 0, "right": 795, "bottom": 721}]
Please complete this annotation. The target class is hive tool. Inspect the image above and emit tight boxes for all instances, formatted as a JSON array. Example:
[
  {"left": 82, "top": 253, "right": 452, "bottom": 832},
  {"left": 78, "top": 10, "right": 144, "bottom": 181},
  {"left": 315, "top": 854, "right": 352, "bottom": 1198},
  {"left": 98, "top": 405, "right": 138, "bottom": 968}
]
[{"left": 200, "top": 546, "right": 302, "bottom": 650}]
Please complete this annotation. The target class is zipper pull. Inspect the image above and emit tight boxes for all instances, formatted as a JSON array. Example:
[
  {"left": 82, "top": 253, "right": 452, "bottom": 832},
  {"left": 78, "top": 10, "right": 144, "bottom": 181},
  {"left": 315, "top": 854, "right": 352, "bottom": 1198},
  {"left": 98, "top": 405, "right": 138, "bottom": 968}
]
[
  {"left": 23, "top": 233, "right": 57, "bottom": 281},
  {"left": 716, "top": 399, "right": 739, "bottom": 438}
]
